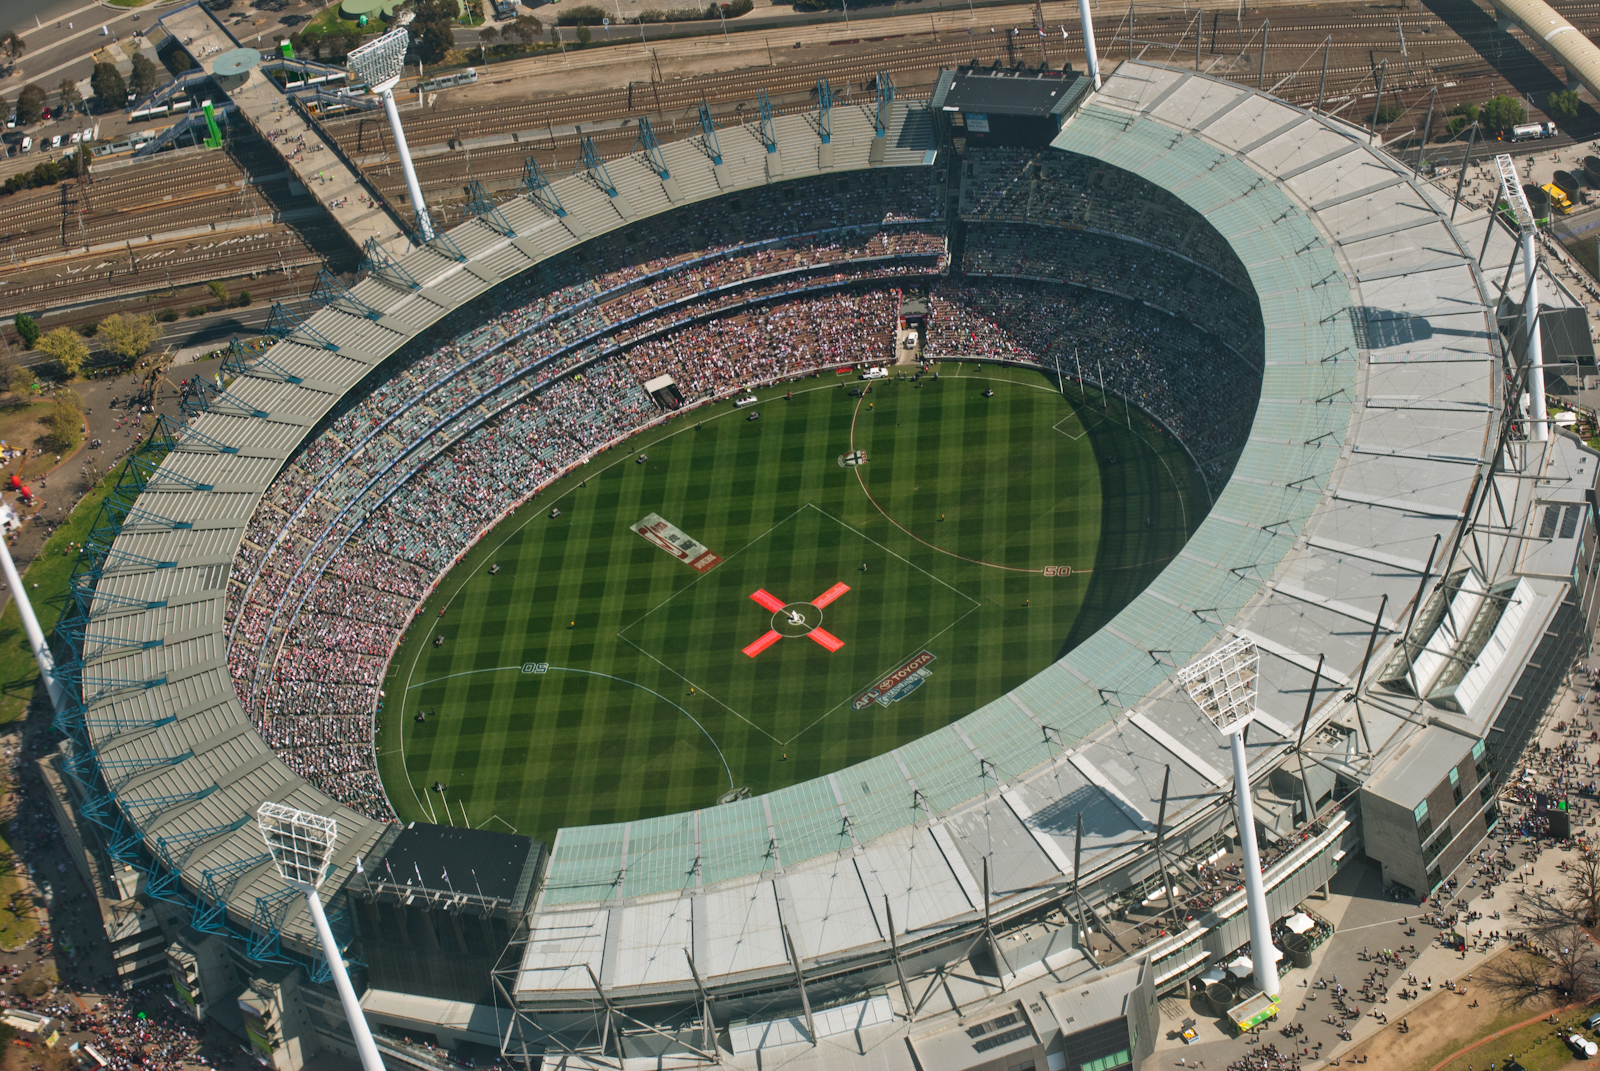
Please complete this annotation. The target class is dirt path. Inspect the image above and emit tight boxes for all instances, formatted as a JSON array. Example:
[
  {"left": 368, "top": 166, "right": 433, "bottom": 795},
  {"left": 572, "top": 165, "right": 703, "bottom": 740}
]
[{"left": 1333, "top": 949, "right": 1564, "bottom": 1071}]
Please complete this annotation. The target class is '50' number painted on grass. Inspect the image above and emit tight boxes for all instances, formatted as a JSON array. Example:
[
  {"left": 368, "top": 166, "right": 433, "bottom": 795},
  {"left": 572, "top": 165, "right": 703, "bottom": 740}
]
[
  {"left": 1041, "top": 566, "right": 1072, "bottom": 577},
  {"left": 522, "top": 663, "right": 550, "bottom": 674}
]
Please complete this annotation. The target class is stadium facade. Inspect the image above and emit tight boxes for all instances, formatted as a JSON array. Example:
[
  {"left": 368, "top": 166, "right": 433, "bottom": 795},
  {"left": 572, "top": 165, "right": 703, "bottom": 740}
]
[{"left": 40, "top": 56, "right": 1599, "bottom": 1071}]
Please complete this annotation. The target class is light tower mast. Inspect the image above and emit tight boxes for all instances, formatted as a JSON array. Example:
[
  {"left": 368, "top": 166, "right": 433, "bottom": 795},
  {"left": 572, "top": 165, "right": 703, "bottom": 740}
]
[
  {"left": 348, "top": 26, "right": 435, "bottom": 241},
  {"left": 1493, "top": 152, "right": 1547, "bottom": 443},
  {"left": 257, "top": 803, "right": 386, "bottom": 1071},
  {"left": 1178, "top": 638, "right": 1279, "bottom": 999}
]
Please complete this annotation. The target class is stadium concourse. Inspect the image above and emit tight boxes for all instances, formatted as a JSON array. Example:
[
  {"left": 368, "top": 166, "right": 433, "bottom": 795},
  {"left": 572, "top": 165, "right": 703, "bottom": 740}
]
[{"left": 34, "top": 55, "right": 1598, "bottom": 1071}]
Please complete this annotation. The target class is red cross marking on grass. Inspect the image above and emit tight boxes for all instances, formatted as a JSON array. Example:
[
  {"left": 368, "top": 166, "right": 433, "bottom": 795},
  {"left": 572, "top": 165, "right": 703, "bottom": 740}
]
[{"left": 742, "top": 584, "right": 851, "bottom": 657}]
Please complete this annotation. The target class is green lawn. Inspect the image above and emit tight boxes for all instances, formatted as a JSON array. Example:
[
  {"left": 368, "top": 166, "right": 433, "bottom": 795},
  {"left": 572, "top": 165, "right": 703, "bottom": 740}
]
[
  {"left": 0, "top": 454, "right": 128, "bottom": 727},
  {"left": 378, "top": 365, "right": 1207, "bottom": 843}
]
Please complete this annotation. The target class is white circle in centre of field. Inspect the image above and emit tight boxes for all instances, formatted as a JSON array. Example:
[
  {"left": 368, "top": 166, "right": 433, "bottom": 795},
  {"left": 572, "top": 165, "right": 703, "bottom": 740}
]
[{"left": 773, "top": 602, "right": 822, "bottom": 637}]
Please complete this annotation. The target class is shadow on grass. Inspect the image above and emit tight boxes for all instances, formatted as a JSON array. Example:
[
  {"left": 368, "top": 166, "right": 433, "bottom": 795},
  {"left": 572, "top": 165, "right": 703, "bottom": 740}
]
[{"left": 1056, "top": 387, "right": 1214, "bottom": 661}]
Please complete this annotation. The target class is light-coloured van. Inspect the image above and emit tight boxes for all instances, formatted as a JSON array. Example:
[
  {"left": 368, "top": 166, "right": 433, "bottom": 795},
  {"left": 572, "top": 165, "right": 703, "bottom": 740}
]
[{"left": 20, "top": 136, "right": 32, "bottom": 154}]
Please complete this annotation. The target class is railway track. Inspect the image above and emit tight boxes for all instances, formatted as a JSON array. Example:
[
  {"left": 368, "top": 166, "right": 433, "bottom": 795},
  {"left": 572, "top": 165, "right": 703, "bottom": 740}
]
[{"left": 0, "top": 225, "right": 338, "bottom": 317}]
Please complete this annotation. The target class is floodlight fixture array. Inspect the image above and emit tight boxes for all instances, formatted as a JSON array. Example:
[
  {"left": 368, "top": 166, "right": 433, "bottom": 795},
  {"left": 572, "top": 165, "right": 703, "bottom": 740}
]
[
  {"left": 257, "top": 803, "right": 386, "bottom": 1071},
  {"left": 1492, "top": 152, "right": 1547, "bottom": 443},
  {"left": 347, "top": 28, "right": 435, "bottom": 240},
  {"left": 1176, "top": 635, "right": 1259, "bottom": 735},
  {"left": 1178, "top": 637, "right": 1280, "bottom": 1000}
]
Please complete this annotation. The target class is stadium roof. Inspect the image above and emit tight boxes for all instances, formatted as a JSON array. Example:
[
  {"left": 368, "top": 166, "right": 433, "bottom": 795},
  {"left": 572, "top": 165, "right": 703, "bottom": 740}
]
[{"left": 932, "top": 67, "right": 1089, "bottom": 117}]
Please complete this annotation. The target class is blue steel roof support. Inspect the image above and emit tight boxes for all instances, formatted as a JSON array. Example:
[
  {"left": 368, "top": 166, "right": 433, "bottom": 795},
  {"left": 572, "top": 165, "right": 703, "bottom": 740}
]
[
  {"left": 307, "top": 272, "right": 382, "bottom": 316},
  {"left": 180, "top": 379, "right": 268, "bottom": 422},
  {"left": 521, "top": 157, "right": 567, "bottom": 217},
  {"left": 697, "top": 101, "right": 723, "bottom": 165},
  {"left": 94, "top": 503, "right": 193, "bottom": 535},
  {"left": 222, "top": 338, "right": 306, "bottom": 385},
  {"left": 636, "top": 117, "right": 670, "bottom": 180},
  {"left": 264, "top": 302, "right": 340, "bottom": 352},
  {"left": 97, "top": 748, "right": 192, "bottom": 794},
  {"left": 147, "top": 815, "right": 251, "bottom": 900},
  {"left": 248, "top": 887, "right": 299, "bottom": 964},
  {"left": 359, "top": 237, "right": 422, "bottom": 291},
  {"left": 66, "top": 570, "right": 167, "bottom": 620},
  {"left": 159, "top": 413, "right": 240, "bottom": 455},
  {"left": 817, "top": 79, "right": 833, "bottom": 144},
  {"left": 465, "top": 180, "right": 516, "bottom": 237},
  {"left": 56, "top": 621, "right": 163, "bottom": 664},
  {"left": 423, "top": 228, "right": 469, "bottom": 263},
  {"left": 194, "top": 853, "right": 272, "bottom": 935},
  {"left": 119, "top": 783, "right": 217, "bottom": 823},
  {"left": 875, "top": 69, "right": 895, "bottom": 136},
  {"left": 82, "top": 534, "right": 178, "bottom": 572},
  {"left": 758, "top": 89, "right": 778, "bottom": 153},
  {"left": 579, "top": 137, "right": 619, "bottom": 196}
]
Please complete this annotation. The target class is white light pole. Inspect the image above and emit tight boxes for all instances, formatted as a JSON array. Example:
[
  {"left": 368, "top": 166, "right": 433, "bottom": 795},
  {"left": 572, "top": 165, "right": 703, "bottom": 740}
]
[
  {"left": 0, "top": 533, "right": 63, "bottom": 712},
  {"left": 1494, "top": 152, "right": 1546, "bottom": 442},
  {"left": 348, "top": 27, "right": 435, "bottom": 241},
  {"left": 257, "top": 803, "right": 386, "bottom": 1071},
  {"left": 1078, "top": 0, "right": 1101, "bottom": 89},
  {"left": 1179, "top": 638, "right": 1279, "bottom": 999}
]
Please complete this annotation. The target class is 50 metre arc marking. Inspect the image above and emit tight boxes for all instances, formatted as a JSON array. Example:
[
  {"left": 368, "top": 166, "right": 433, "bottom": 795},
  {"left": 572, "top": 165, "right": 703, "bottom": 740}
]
[{"left": 401, "top": 664, "right": 735, "bottom": 791}]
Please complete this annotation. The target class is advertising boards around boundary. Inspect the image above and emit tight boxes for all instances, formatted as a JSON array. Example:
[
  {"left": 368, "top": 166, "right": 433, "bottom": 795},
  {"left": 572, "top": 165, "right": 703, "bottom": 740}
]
[
  {"left": 853, "top": 651, "right": 937, "bottom": 710},
  {"left": 633, "top": 513, "right": 722, "bottom": 572}
]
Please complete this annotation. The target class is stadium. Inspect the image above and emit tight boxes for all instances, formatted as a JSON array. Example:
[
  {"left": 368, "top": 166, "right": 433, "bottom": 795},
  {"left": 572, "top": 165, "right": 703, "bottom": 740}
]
[{"left": 34, "top": 22, "right": 1600, "bottom": 1071}]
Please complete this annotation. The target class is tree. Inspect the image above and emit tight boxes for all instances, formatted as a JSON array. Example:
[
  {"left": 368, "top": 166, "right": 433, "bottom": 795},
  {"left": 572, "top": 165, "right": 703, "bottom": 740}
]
[
  {"left": 207, "top": 281, "right": 229, "bottom": 305},
  {"left": 1374, "top": 101, "right": 1403, "bottom": 126},
  {"left": 89, "top": 63, "right": 126, "bottom": 112},
  {"left": 575, "top": 23, "right": 592, "bottom": 46},
  {"left": 97, "top": 313, "right": 158, "bottom": 361},
  {"left": 410, "top": 0, "right": 459, "bottom": 63},
  {"left": 12, "top": 315, "right": 39, "bottom": 350},
  {"left": 57, "top": 78, "right": 82, "bottom": 116},
  {"left": 1548, "top": 89, "right": 1581, "bottom": 124},
  {"left": 129, "top": 52, "right": 161, "bottom": 98},
  {"left": 235, "top": 290, "right": 251, "bottom": 307},
  {"left": 1568, "top": 851, "right": 1600, "bottom": 927},
  {"left": 0, "top": 33, "right": 24, "bottom": 65},
  {"left": 510, "top": 15, "right": 542, "bottom": 44},
  {"left": 0, "top": 352, "right": 22, "bottom": 397},
  {"left": 15, "top": 84, "right": 45, "bottom": 125},
  {"left": 36, "top": 328, "right": 87, "bottom": 379},
  {"left": 1482, "top": 94, "right": 1528, "bottom": 134},
  {"left": 413, "top": 23, "right": 454, "bottom": 64},
  {"left": 550, "top": 24, "right": 562, "bottom": 46},
  {"left": 479, "top": 25, "right": 499, "bottom": 46},
  {"left": 44, "top": 390, "right": 81, "bottom": 453}
]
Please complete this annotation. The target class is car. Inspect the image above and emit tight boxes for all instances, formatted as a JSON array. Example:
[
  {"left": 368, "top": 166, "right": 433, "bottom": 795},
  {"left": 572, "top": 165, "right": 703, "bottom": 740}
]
[
  {"left": 40, "top": 107, "right": 51, "bottom": 121},
  {"left": 861, "top": 367, "right": 888, "bottom": 380},
  {"left": 20, "top": 136, "right": 32, "bottom": 154},
  {"left": 49, "top": 135, "right": 62, "bottom": 150},
  {"left": 68, "top": 132, "right": 81, "bottom": 146},
  {"left": 82, "top": 127, "right": 94, "bottom": 143},
  {"left": 901, "top": 335, "right": 917, "bottom": 349}
]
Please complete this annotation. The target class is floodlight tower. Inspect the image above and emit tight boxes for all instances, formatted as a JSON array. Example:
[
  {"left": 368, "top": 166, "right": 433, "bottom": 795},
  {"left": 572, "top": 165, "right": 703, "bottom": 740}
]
[
  {"left": 257, "top": 803, "right": 386, "bottom": 1071},
  {"left": 348, "top": 27, "right": 434, "bottom": 241},
  {"left": 1494, "top": 152, "right": 1546, "bottom": 442},
  {"left": 1177, "top": 637, "right": 1278, "bottom": 999},
  {"left": 1078, "top": 0, "right": 1102, "bottom": 89}
]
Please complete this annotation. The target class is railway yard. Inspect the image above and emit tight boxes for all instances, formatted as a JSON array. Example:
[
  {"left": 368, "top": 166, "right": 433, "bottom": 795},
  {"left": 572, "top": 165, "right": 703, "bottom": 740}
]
[{"left": 3, "top": 0, "right": 1600, "bottom": 344}]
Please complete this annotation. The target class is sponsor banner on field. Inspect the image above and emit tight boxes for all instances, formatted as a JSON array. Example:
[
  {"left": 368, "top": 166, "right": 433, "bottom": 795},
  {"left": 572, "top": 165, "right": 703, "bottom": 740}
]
[
  {"left": 634, "top": 513, "right": 722, "bottom": 572},
  {"left": 853, "top": 651, "right": 937, "bottom": 710}
]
